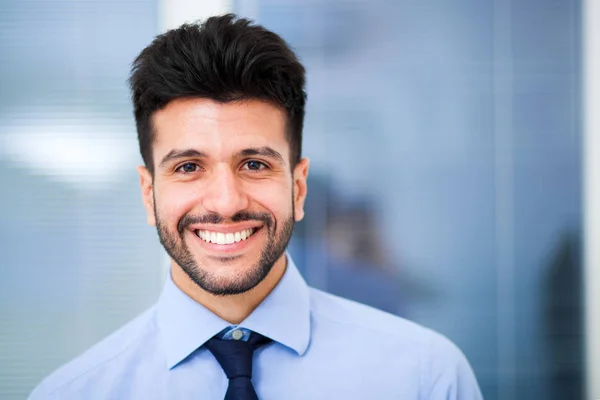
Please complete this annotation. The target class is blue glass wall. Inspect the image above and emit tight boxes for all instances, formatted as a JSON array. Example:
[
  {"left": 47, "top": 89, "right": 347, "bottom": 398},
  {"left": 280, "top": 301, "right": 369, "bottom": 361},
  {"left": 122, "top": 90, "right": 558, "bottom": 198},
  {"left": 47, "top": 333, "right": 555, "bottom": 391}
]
[{"left": 237, "top": 1, "right": 583, "bottom": 398}]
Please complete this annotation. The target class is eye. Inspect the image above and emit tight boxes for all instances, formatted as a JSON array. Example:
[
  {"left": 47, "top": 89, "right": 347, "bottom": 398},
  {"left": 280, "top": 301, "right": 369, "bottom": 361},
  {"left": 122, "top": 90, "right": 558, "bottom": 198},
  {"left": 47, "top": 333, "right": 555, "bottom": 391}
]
[
  {"left": 176, "top": 162, "right": 200, "bottom": 173},
  {"left": 243, "top": 160, "right": 267, "bottom": 171}
]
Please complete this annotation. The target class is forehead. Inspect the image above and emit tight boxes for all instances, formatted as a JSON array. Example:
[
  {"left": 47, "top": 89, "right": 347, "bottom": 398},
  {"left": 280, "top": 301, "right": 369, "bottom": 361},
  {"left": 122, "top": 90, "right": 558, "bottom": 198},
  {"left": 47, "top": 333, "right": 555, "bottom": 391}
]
[{"left": 151, "top": 97, "right": 289, "bottom": 158}]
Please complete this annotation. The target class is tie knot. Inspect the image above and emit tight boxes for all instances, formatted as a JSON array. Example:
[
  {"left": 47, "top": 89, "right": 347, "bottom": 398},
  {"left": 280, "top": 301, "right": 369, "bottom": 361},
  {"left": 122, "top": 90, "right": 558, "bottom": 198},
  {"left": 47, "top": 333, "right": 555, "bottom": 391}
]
[{"left": 204, "top": 331, "right": 271, "bottom": 380}]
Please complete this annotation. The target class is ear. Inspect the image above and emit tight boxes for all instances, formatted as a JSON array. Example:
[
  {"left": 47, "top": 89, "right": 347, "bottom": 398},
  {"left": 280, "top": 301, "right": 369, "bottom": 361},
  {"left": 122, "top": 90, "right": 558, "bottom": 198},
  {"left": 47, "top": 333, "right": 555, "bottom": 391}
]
[
  {"left": 292, "top": 158, "right": 310, "bottom": 222},
  {"left": 137, "top": 166, "right": 156, "bottom": 226}
]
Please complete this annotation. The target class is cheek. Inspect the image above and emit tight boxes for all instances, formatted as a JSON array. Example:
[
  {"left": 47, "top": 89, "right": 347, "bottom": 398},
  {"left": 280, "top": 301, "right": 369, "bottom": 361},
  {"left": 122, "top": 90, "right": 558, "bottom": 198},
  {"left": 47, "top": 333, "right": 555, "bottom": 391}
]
[
  {"left": 154, "top": 184, "right": 199, "bottom": 223},
  {"left": 246, "top": 182, "right": 294, "bottom": 215}
]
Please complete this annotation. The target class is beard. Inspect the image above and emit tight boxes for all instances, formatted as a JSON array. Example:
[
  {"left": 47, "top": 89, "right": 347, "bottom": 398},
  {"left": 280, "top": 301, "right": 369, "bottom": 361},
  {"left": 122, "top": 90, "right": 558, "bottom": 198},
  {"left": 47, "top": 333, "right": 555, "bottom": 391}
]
[{"left": 154, "top": 199, "right": 295, "bottom": 296}]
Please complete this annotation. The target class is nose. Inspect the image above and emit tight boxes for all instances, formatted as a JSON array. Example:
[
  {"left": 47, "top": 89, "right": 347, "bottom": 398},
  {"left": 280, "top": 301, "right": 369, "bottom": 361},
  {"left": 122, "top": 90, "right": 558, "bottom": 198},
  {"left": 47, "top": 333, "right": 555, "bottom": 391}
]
[{"left": 201, "top": 165, "right": 250, "bottom": 218}]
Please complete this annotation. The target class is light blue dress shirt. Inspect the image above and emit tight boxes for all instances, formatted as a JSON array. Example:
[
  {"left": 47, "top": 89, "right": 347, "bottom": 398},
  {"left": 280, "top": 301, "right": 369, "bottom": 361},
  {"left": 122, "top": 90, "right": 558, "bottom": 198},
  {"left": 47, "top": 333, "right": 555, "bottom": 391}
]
[{"left": 29, "top": 256, "right": 483, "bottom": 399}]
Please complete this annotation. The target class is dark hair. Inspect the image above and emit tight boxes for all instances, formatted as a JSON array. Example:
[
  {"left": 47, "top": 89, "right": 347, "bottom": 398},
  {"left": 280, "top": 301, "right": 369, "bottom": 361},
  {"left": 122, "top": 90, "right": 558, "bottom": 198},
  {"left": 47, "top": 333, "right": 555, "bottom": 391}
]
[{"left": 128, "top": 14, "right": 306, "bottom": 175}]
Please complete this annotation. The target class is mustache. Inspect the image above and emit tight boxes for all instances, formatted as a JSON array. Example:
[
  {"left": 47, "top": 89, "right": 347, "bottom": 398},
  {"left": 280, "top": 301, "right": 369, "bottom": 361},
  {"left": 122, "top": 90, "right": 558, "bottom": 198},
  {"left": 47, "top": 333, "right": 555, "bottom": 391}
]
[{"left": 178, "top": 211, "right": 273, "bottom": 235}]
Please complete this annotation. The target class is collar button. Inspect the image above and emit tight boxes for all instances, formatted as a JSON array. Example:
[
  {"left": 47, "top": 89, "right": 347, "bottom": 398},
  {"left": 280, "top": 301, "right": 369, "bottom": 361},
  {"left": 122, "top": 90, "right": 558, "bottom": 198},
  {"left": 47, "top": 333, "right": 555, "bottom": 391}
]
[{"left": 231, "top": 329, "right": 244, "bottom": 340}]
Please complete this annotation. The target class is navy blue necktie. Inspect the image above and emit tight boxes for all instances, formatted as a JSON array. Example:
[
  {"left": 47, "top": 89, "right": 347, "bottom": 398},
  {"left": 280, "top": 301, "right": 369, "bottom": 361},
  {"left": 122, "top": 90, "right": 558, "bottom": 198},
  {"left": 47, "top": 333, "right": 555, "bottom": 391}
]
[{"left": 205, "top": 331, "right": 272, "bottom": 400}]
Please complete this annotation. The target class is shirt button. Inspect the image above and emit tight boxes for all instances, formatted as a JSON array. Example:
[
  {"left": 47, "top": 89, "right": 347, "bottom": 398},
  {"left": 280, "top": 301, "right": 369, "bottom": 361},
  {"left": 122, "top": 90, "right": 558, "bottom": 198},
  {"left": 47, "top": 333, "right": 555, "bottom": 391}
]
[{"left": 231, "top": 329, "right": 243, "bottom": 340}]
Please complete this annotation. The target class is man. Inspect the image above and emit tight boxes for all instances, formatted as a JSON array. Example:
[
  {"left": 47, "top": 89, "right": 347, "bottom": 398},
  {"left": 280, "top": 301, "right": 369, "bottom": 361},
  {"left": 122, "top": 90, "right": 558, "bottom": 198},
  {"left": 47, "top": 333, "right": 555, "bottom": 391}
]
[{"left": 29, "top": 14, "right": 483, "bottom": 399}]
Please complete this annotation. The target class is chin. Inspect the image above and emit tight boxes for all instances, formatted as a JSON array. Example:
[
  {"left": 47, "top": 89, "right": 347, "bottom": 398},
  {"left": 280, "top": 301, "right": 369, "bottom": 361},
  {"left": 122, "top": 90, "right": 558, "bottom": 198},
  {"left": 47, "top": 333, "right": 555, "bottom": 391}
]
[{"left": 184, "top": 257, "right": 271, "bottom": 296}]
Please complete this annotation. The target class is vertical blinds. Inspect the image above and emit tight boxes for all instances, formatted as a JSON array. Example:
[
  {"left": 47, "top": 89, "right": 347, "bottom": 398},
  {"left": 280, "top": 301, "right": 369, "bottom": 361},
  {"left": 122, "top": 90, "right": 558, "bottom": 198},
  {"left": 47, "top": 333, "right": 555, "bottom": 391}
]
[{"left": 0, "top": 1, "right": 162, "bottom": 398}]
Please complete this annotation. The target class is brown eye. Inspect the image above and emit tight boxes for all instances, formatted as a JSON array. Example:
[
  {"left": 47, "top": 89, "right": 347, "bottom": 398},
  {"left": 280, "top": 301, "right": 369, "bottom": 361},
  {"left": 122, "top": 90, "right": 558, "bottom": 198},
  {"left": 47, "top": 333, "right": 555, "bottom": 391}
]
[
  {"left": 177, "top": 162, "right": 199, "bottom": 173},
  {"left": 244, "top": 160, "right": 266, "bottom": 171}
]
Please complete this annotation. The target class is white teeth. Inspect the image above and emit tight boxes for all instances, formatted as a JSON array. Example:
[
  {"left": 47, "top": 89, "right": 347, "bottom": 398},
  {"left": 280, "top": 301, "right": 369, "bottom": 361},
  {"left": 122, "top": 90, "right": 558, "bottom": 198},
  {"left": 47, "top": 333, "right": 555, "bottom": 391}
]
[{"left": 196, "top": 228, "right": 256, "bottom": 244}]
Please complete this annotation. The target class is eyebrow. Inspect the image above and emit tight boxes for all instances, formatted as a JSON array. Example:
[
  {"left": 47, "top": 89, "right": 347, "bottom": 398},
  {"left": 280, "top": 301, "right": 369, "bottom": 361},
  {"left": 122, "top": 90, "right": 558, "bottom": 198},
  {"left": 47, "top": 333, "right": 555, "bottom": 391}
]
[
  {"left": 238, "top": 147, "right": 285, "bottom": 165},
  {"left": 158, "top": 146, "right": 286, "bottom": 169},
  {"left": 159, "top": 149, "right": 208, "bottom": 168}
]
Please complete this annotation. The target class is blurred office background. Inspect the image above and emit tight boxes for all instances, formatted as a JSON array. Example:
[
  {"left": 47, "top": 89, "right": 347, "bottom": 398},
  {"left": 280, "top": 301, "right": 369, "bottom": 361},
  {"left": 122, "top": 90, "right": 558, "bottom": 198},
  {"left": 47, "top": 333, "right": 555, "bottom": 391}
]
[{"left": 0, "top": 0, "right": 596, "bottom": 398}]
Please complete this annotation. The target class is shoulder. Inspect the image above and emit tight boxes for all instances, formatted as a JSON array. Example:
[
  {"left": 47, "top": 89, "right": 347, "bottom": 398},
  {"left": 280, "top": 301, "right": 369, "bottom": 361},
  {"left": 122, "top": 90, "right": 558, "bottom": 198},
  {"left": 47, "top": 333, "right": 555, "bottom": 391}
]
[
  {"left": 309, "top": 287, "right": 447, "bottom": 348},
  {"left": 28, "top": 307, "right": 158, "bottom": 399},
  {"left": 308, "top": 288, "right": 482, "bottom": 397}
]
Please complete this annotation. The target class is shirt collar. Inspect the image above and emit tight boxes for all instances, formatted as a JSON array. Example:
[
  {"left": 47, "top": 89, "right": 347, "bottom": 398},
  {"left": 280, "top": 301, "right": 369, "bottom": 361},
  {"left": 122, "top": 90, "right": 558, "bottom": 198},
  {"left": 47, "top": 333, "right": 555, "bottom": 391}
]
[{"left": 156, "top": 254, "right": 311, "bottom": 369}]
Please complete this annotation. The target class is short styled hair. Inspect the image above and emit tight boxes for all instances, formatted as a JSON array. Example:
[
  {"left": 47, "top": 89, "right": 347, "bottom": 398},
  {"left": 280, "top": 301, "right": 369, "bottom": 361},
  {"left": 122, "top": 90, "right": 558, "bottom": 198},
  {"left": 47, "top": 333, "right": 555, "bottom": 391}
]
[{"left": 128, "top": 14, "right": 307, "bottom": 174}]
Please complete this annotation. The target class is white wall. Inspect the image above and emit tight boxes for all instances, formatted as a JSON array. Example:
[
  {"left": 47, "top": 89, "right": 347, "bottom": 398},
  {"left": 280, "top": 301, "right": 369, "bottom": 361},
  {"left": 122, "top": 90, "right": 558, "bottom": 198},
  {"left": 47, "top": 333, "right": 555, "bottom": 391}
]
[
  {"left": 584, "top": 0, "right": 600, "bottom": 398},
  {"left": 159, "top": 0, "right": 232, "bottom": 32}
]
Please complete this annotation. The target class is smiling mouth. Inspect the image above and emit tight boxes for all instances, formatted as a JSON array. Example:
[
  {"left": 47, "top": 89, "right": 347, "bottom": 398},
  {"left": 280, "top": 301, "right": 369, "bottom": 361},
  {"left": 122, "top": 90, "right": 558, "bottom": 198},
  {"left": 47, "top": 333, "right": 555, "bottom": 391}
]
[{"left": 195, "top": 228, "right": 257, "bottom": 245}]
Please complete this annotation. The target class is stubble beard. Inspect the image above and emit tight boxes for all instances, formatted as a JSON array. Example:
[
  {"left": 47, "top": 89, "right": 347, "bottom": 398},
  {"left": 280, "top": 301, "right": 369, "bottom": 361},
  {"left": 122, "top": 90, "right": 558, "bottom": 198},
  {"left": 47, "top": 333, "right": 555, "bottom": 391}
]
[{"left": 154, "top": 198, "right": 295, "bottom": 296}]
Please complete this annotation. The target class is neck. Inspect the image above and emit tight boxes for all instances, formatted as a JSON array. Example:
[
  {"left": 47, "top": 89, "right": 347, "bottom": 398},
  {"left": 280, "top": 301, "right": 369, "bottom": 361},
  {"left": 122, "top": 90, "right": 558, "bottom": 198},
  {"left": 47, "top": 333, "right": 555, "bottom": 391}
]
[{"left": 171, "top": 256, "right": 287, "bottom": 325}]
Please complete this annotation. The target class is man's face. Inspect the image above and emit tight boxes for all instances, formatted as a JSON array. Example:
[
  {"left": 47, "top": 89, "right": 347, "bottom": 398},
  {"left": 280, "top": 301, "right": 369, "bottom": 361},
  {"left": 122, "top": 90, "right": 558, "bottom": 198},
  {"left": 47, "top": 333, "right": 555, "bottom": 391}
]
[{"left": 138, "top": 98, "right": 309, "bottom": 296}]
